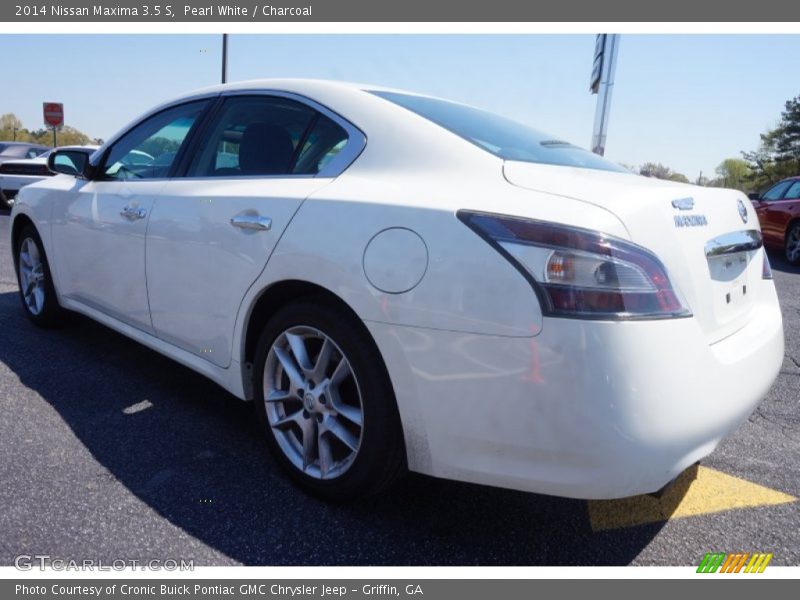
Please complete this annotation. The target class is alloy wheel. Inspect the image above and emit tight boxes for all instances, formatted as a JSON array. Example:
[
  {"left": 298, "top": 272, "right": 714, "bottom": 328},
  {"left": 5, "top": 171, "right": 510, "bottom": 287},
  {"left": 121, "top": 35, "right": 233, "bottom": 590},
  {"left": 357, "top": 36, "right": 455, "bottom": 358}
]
[
  {"left": 787, "top": 225, "right": 800, "bottom": 263},
  {"left": 263, "top": 326, "right": 364, "bottom": 480},
  {"left": 18, "top": 237, "right": 46, "bottom": 316}
]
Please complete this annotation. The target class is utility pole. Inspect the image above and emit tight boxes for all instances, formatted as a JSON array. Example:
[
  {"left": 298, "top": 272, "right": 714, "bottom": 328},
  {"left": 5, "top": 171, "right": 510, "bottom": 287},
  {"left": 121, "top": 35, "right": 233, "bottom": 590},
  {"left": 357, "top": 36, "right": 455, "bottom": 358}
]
[
  {"left": 590, "top": 34, "right": 620, "bottom": 156},
  {"left": 221, "top": 33, "right": 228, "bottom": 84}
]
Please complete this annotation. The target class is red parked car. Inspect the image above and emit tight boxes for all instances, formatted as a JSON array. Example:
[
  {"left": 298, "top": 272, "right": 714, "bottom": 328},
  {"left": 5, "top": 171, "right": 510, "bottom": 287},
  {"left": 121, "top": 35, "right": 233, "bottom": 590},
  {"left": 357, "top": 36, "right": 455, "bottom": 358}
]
[{"left": 750, "top": 176, "right": 800, "bottom": 264}]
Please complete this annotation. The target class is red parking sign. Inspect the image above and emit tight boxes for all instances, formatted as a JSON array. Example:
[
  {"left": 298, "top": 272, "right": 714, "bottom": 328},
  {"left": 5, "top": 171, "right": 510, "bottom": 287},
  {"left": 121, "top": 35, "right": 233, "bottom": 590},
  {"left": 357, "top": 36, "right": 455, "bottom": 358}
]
[{"left": 43, "top": 102, "right": 64, "bottom": 127}]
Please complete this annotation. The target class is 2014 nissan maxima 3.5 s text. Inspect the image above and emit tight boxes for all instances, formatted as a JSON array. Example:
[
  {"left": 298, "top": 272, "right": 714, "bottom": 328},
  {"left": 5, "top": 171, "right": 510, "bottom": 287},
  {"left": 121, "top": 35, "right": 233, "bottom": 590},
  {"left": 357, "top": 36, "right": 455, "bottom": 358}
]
[{"left": 9, "top": 80, "right": 784, "bottom": 501}]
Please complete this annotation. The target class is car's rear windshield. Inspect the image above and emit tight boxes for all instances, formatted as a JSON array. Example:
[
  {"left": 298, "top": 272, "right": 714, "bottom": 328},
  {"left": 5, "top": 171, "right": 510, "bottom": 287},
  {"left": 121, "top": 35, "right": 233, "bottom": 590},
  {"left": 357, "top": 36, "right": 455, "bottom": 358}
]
[
  {"left": 0, "top": 145, "right": 38, "bottom": 158},
  {"left": 371, "top": 91, "right": 628, "bottom": 174}
]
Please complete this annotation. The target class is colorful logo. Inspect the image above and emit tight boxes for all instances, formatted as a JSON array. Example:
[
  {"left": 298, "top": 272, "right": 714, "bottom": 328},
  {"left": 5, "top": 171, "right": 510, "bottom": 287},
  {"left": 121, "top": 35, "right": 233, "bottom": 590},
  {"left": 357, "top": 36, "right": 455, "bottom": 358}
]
[{"left": 697, "top": 552, "right": 773, "bottom": 573}]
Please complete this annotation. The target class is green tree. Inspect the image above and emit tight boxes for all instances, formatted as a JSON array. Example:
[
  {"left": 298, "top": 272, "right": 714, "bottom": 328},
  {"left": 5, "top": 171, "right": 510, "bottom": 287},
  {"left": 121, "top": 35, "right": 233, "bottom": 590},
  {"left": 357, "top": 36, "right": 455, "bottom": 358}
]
[
  {"left": 2, "top": 113, "right": 96, "bottom": 148},
  {"left": 139, "top": 136, "right": 181, "bottom": 159},
  {"left": 715, "top": 158, "right": 751, "bottom": 191},
  {"left": 639, "top": 162, "right": 689, "bottom": 183},
  {"left": 743, "top": 94, "right": 800, "bottom": 191},
  {"left": 667, "top": 172, "right": 690, "bottom": 183},
  {"left": 0, "top": 113, "right": 25, "bottom": 141},
  {"left": 52, "top": 126, "right": 92, "bottom": 147},
  {"left": 774, "top": 95, "right": 800, "bottom": 164},
  {"left": 639, "top": 162, "right": 671, "bottom": 179}
]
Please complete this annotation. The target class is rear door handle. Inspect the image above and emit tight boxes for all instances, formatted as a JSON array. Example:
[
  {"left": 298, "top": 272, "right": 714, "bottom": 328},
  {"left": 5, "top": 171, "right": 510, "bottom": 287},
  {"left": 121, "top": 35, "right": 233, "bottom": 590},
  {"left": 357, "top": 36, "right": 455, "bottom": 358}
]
[
  {"left": 120, "top": 205, "right": 147, "bottom": 220},
  {"left": 230, "top": 214, "right": 272, "bottom": 231}
]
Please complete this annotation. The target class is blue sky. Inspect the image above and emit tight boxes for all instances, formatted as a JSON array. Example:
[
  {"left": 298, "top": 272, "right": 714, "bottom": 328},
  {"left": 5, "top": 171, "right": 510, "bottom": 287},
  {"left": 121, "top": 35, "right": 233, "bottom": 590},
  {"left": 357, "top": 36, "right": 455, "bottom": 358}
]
[{"left": 1, "top": 34, "right": 799, "bottom": 179}]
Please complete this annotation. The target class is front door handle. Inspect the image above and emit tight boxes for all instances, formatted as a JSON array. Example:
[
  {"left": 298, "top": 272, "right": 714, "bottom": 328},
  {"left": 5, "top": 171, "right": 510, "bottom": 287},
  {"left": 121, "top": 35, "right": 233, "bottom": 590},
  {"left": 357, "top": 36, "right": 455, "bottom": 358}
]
[
  {"left": 230, "top": 214, "right": 272, "bottom": 231},
  {"left": 120, "top": 205, "right": 147, "bottom": 220}
]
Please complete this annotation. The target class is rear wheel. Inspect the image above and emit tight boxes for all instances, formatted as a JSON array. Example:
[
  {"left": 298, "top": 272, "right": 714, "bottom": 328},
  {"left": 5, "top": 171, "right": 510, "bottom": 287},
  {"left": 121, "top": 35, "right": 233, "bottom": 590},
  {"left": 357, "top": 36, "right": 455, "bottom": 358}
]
[
  {"left": 253, "top": 301, "right": 405, "bottom": 501},
  {"left": 14, "top": 224, "right": 63, "bottom": 327},
  {"left": 786, "top": 222, "right": 800, "bottom": 265},
  {"left": 0, "top": 189, "right": 13, "bottom": 210}
]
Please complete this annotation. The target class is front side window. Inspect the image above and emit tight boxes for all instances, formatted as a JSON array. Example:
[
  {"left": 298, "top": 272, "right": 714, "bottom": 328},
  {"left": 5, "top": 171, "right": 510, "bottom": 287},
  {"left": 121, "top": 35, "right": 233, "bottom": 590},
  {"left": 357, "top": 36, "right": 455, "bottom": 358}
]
[
  {"left": 762, "top": 180, "right": 792, "bottom": 201},
  {"left": 188, "top": 95, "right": 349, "bottom": 177},
  {"left": 371, "top": 91, "right": 629, "bottom": 174},
  {"left": 101, "top": 100, "right": 208, "bottom": 180}
]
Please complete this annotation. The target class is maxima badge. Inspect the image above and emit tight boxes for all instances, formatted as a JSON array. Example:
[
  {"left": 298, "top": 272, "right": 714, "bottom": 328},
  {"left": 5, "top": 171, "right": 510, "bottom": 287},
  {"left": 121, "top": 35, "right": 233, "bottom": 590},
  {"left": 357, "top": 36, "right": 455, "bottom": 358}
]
[{"left": 674, "top": 214, "right": 709, "bottom": 228}]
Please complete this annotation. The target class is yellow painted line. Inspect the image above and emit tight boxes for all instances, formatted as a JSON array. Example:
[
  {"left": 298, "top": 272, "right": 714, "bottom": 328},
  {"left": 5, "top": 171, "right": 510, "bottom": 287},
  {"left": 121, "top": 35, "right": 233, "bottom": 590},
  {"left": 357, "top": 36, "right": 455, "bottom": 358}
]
[
  {"left": 588, "top": 465, "right": 796, "bottom": 531},
  {"left": 758, "top": 553, "right": 773, "bottom": 573}
]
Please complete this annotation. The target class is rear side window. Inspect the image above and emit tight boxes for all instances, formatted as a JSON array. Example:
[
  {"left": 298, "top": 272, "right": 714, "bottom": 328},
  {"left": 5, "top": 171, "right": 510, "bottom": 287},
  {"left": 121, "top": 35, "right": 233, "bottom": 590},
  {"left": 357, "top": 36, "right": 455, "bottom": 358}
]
[
  {"left": 188, "top": 95, "right": 348, "bottom": 177},
  {"left": 371, "top": 90, "right": 628, "bottom": 173},
  {"left": 293, "top": 115, "right": 348, "bottom": 175}
]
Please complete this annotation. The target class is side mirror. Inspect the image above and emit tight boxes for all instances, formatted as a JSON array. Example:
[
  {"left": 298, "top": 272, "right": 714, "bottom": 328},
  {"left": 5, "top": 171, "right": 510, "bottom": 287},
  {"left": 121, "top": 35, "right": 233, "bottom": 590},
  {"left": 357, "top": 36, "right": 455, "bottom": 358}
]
[
  {"left": 747, "top": 192, "right": 761, "bottom": 201},
  {"left": 47, "top": 149, "right": 94, "bottom": 178}
]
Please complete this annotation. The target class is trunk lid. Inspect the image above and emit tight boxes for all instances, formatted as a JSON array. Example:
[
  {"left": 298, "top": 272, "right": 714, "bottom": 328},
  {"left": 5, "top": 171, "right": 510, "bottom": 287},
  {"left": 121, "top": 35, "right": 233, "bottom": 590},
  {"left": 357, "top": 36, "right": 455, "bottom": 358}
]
[{"left": 503, "top": 161, "right": 763, "bottom": 344}]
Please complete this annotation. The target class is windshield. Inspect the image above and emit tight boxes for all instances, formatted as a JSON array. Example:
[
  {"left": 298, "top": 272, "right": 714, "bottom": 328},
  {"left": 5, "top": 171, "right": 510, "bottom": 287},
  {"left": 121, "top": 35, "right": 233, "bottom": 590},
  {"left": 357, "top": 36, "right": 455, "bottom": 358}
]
[
  {"left": 0, "top": 145, "right": 28, "bottom": 157},
  {"left": 371, "top": 91, "right": 628, "bottom": 173}
]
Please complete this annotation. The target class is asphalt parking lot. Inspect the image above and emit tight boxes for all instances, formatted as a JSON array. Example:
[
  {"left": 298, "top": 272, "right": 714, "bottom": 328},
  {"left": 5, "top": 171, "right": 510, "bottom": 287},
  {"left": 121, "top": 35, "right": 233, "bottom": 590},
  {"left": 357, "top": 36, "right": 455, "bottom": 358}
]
[{"left": 0, "top": 210, "right": 798, "bottom": 567}]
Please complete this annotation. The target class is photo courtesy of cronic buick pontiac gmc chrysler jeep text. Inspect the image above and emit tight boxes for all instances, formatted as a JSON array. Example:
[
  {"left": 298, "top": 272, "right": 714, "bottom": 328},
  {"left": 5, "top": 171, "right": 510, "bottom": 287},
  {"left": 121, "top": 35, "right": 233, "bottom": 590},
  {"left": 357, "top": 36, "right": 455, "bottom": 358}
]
[{"left": 9, "top": 80, "right": 784, "bottom": 501}]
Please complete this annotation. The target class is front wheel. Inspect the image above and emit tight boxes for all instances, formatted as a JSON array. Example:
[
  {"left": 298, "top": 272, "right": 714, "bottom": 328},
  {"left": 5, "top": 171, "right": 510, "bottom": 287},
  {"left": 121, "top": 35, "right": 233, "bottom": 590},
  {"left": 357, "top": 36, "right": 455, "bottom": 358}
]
[
  {"left": 786, "top": 222, "right": 800, "bottom": 265},
  {"left": 253, "top": 301, "right": 406, "bottom": 501},
  {"left": 14, "top": 224, "right": 63, "bottom": 327}
]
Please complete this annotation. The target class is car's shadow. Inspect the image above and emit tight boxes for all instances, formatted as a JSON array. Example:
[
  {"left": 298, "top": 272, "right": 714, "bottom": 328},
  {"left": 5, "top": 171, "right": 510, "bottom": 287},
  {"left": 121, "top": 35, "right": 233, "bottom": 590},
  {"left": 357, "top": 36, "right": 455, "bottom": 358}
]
[
  {"left": 768, "top": 248, "right": 800, "bottom": 275},
  {"left": 0, "top": 289, "right": 669, "bottom": 565}
]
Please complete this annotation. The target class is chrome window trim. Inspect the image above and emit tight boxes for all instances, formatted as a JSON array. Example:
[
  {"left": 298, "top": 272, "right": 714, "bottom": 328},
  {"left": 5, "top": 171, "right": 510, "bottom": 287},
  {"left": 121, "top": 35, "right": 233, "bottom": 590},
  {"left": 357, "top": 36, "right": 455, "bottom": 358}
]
[
  {"left": 188, "top": 89, "right": 366, "bottom": 179},
  {"left": 89, "top": 92, "right": 222, "bottom": 169},
  {"left": 90, "top": 88, "right": 367, "bottom": 179}
]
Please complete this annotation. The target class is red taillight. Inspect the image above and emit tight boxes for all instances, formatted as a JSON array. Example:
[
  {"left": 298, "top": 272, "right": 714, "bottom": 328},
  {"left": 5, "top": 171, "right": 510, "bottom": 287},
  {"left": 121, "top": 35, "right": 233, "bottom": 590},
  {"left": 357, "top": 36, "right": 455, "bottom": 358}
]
[{"left": 458, "top": 210, "right": 691, "bottom": 320}]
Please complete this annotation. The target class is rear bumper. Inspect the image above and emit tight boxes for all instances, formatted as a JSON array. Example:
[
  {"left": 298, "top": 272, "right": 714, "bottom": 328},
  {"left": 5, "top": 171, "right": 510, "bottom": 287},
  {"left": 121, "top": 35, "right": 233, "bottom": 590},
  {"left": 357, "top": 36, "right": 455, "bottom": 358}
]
[{"left": 368, "top": 285, "right": 784, "bottom": 499}]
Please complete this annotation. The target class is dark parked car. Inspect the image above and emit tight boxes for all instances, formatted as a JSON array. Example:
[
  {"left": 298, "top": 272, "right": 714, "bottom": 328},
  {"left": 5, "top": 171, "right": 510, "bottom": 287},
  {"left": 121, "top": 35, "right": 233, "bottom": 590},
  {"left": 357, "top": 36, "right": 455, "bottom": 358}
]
[
  {"left": 0, "top": 143, "right": 50, "bottom": 209},
  {"left": 0, "top": 145, "right": 98, "bottom": 209},
  {"left": 0, "top": 142, "right": 49, "bottom": 164},
  {"left": 750, "top": 176, "right": 800, "bottom": 264}
]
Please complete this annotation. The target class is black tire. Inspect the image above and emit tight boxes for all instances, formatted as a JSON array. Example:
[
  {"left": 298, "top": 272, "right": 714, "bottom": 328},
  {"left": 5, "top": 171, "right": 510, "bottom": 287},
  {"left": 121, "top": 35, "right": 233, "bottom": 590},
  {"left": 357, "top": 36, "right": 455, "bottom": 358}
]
[
  {"left": 253, "top": 300, "right": 406, "bottom": 501},
  {"left": 13, "top": 224, "right": 64, "bottom": 327},
  {"left": 0, "top": 189, "right": 12, "bottom": 211},
  {"left": 785, "top": 221, "right": 800, "bottom": 265}
]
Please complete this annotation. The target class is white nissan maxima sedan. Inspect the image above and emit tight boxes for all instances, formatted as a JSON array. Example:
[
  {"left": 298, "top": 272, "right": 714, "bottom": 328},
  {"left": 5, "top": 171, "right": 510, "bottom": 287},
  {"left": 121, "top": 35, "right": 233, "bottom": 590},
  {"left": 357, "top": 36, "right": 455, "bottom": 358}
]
[{"left": 9, "top": 80, "right": 784, "bottom": 501}]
